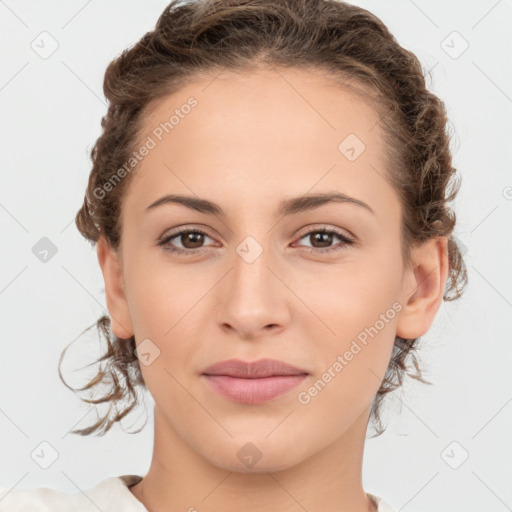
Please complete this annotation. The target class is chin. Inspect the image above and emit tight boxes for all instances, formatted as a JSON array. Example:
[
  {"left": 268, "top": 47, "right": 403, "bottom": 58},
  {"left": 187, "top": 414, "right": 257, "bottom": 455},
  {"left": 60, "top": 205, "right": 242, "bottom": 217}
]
[
  {"left": 213, "top": 453, "right": 301, "bottom": 474},
  {"left": 201, "top": 435, "right": 311, "bottom": 474}
]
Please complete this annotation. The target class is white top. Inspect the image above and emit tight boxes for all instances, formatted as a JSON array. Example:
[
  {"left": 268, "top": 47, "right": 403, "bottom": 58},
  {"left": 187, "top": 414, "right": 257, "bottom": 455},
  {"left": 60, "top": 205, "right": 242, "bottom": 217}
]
[{"left": 0, "top": 475, "right": 397, "bottom": 511}]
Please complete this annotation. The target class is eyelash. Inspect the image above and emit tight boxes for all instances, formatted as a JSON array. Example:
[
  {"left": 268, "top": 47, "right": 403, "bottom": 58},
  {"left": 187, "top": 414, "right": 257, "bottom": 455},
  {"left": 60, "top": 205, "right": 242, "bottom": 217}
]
[{"left": 157, "top": 226, "right": 355, "bottom": 256}]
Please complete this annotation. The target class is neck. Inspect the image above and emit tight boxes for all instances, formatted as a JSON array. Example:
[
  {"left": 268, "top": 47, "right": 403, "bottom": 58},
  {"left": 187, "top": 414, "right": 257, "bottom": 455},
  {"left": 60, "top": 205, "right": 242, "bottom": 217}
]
[{"left": 130, "top": 405, "right": 376, "bottom": 512}]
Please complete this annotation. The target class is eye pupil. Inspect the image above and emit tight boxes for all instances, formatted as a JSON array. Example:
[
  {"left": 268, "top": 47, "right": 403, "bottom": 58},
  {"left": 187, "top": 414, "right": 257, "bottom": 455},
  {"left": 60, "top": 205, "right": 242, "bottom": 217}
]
[
  {"left": 182, "top": 232, "right": 204, "bottom": 248},
  {"left": 311, "top": 232, "right": 333, "bottom": 248}
]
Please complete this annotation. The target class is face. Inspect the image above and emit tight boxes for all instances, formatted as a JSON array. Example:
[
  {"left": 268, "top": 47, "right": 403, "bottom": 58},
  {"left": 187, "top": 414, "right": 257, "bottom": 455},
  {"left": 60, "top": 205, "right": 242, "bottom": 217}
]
[{"left": 97, "top": 66, "right": 447, "bottom": 472}]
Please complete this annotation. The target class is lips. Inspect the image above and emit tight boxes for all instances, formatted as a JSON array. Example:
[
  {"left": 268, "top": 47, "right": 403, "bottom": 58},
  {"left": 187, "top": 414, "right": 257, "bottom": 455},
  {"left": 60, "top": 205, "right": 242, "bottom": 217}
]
[
  {"left": 202, "top": 358, "right": 309, "bottom": 404},
  {"left": 202, "top": 358, "right": 309, "bottom": 378}
]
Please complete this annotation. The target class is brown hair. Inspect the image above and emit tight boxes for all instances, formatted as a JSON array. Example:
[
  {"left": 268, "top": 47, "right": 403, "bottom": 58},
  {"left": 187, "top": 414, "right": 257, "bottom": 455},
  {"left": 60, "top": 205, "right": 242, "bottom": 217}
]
[{"left": 59, "top": 0, "right": 468, "bottom": 437}]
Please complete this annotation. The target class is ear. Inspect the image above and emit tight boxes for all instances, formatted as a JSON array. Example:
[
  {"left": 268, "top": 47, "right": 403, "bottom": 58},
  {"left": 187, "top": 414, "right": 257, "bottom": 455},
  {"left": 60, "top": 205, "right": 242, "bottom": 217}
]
[
  {"left": 96, "top": 236, "right": 134, "bottom": 339},
  {"left": 396, "top": 236, "right": 449, "bottom": 340}
]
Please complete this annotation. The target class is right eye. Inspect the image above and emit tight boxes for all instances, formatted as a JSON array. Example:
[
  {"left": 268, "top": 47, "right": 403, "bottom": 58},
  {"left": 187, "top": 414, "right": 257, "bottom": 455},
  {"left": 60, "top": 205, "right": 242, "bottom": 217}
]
[{"left": 157, "top": 228, "right": 216, "bottom": 255}]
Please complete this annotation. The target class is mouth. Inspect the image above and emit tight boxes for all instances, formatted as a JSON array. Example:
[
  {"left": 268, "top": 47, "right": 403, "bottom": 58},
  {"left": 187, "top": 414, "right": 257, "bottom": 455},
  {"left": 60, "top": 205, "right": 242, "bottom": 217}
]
[{"left": 202, "top": 358, "right": 309, "bottom": 404}]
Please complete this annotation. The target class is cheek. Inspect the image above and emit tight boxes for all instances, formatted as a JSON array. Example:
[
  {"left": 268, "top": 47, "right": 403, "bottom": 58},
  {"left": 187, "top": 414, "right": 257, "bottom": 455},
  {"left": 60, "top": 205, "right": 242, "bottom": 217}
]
[
  {"left": 301, "top": 248, "right": 402, "bottom": 378},
  {"left": 299, "top": 272, "right": 400, "bottom": 421},
  {"left": 306, "top": 254, "right": 402, "bottom": 333},
  {"left": 122, "top": 259, "right": 206, "bottom": 374},
  {"left": 123, "top": 254, "right": 195, "bottom": 335}
]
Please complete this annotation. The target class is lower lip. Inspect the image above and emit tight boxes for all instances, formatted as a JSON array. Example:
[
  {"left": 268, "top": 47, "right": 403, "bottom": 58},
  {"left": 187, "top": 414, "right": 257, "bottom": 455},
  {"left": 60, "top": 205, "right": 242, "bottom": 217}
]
[{"left": 203, "top": 374, "right": 308, "bottom": 404}]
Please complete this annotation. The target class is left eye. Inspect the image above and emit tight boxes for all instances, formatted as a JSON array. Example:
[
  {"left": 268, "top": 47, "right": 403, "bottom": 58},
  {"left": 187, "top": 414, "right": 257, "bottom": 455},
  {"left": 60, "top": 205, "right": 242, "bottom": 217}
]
[
  {"left": 294, "top": 228, "right": 355, "bottom": 253},
  {"left": 158, "top": 227, "right": 355, "bottom": 255}
]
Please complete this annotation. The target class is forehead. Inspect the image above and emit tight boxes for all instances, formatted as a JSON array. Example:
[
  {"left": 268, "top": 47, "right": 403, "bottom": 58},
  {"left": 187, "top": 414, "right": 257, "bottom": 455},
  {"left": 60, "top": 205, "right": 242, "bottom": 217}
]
[{"left": 123, "top": 66, "right": 397, "bottom": 222}]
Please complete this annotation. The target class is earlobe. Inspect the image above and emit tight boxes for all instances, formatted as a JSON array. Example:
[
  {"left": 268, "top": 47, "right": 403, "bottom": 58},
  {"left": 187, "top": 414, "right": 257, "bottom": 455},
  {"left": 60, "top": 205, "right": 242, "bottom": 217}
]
[
  {"left": 396, "top": 237, "right": 449, "bottom": 340},
  {"left": 96, "top": 236, "right": 134, "bottom": 339}
]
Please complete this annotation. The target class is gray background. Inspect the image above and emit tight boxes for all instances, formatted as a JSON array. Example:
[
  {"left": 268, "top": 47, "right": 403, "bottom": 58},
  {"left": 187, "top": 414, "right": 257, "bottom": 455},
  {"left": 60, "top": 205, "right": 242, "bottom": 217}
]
[{"left": 1, "top": 1, "right": 511, "bottom": 511}]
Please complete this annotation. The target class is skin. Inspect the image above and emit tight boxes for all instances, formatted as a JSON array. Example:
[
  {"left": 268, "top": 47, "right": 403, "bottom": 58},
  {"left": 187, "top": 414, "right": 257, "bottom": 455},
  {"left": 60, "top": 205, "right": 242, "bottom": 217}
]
[{"left": 96, "top": 66, "right": 448, "bottom": 512}]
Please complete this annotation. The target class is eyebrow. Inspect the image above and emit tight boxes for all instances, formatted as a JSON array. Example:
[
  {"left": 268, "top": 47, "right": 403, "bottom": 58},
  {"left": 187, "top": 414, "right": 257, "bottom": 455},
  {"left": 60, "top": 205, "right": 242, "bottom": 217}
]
[{"left": 144, "top": 192, "right": 375, "bottom": 217}]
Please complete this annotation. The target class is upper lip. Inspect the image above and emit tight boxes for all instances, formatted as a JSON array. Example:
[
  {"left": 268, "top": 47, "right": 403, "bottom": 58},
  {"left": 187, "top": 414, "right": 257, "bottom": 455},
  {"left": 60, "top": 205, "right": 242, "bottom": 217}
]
[{"left": 202, "top": 358, "right": 309, "bottom": 378}]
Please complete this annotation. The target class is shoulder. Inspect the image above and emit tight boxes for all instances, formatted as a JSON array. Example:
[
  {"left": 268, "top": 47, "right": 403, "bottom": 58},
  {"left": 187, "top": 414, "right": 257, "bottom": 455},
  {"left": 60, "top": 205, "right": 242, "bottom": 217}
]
[
  {"left": 367, "top": 492, "right": 397, "bottom": 512},
  {"left": 1, "top": 478, "right": 393, "bottom": 512},
  {"left": 0, "top": 484, "right": 77, "bottom": 512},
  {"left": 0, "top": 475, "right": 145, "bottom": 512}
]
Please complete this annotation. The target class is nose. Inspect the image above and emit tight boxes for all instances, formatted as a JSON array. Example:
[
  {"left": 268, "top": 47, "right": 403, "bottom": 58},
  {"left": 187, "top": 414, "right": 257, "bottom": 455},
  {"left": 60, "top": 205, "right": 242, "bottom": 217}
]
[{"left": 216, "top": 243, "right": 290, "bottom": 340}]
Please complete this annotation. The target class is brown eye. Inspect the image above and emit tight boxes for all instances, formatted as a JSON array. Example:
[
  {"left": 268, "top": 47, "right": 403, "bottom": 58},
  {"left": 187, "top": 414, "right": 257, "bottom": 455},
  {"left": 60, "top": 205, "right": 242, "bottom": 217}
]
[
  {"left": 309, "top": 231, "right": 334, "bottom": 248},
  {"left": 158, "top": 228, "right": 214, "bottom": 255},
  {"left": 178, "top": 231, "right": 205, "bottom": 249},
  {"left": 295, "top": 228, "right": 354, "bottom": 254}
]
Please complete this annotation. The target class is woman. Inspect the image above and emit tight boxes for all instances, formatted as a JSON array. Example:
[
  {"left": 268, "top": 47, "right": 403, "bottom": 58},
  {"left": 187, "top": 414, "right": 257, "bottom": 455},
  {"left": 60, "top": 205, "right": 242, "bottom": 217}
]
[{"left": 0, "top": 0, "right": 467, "bottom": 510}]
